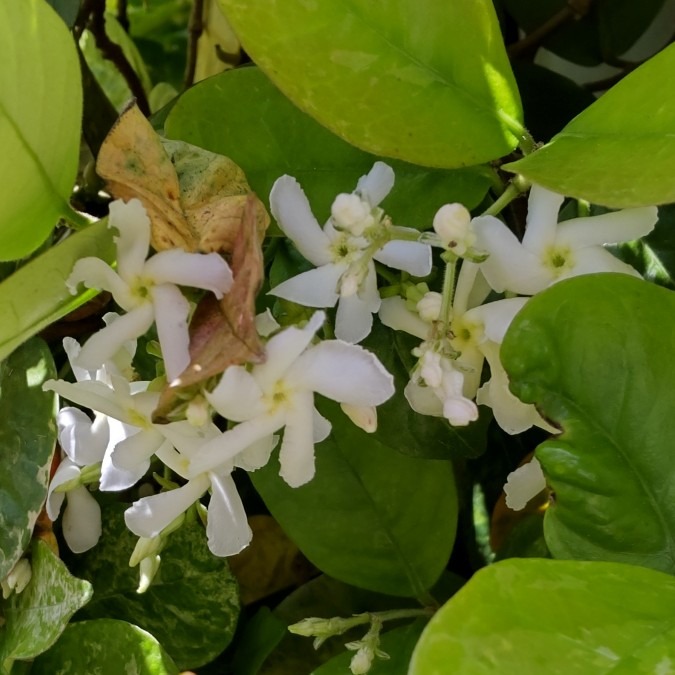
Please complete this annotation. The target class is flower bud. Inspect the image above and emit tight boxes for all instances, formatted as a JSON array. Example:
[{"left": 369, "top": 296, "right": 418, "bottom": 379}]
[
  {"left": 416, "top": 291, "right": 442, "bottom": 323},
  {"left": 1, "top": 559, "right": 32, "bottom": 599},
  {"left": 419, "top": 350, "right": 443, "bottom": 389},
  {"left": 137, "top": 554, "right": 161, "bottom": 594},
  {"left": 331, "top": 194, "right": 373, "bottom": 235},
  {"left": 433, "top": 203, "right": 474, "bottom": 255},
  {"left": 349, "top": 646, "right": 374, "bottom": 675},
  {"left": 341, "top": 403, "right": 378, "bottom": 433}
]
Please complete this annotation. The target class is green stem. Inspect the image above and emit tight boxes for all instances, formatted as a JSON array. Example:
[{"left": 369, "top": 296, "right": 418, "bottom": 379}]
[
  {"left": 63, "top": 204, "right": 92, "bottom": 231},
  {"left": 374, "top": 262, "right": 399, "bottom": 284},
  {"left": 481, "top": 179, "right": 529, "bottom": 218},
  {"left": 497, "top": 111, "right": 537, "bottom": 156},
  {"left": 439, "top": 255, "right": 457, "bottom": 333}
]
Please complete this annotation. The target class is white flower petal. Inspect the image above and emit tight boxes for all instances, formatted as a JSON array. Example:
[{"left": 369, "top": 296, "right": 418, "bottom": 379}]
[
  {"left": 356, "top": 162, "right": 394, "bottom": 207},
  {"left": 313, "top": 407, "right": 332, "bottom": 442},
  {"left": 378, "top": 296, "right": 428, "bottom": 340},
  {"left": 270, "top": 176, "right": 332, "bottom": 265},
  {"left": 62, "top": 486, "right": 102, "bottom": 553},
  {"left": 111, "top": 429, "right": 165, "bottom": 481},
  {"left": 453, "top": 262, "right": 480, "bottom": 315},
  {"left": 109, "top": 199, "right": 151, "bottom": 282},
  {"left": 404, "top": 381, "right": 443, "bottom": 417},
  {"left": 253, "top": 311, "right": 325, "bottom": 391},
  {"left": 47, "top": 460, "right": 79, "bottom": 520},
  {"left": 465, "top": 297, "right": 528, "bottom": 345},
  {"left": 57, "top": 407, "right": 108, "bottom": 466},
  {"left": 151, "top": 283, "right": 191, "bottom": 382},
  {"left": 291, "top": 341, "right": 394, "bottom": 407},
  {"left": 188, "top": 413, "right": 286, "bottom": 476},
  {"left": 206, "top": 366, "right": 265, "bottom": 422},
  {"left": 235, "top": 434, "right": 277, "bottom": 472},
  {"left": 556, "top": 206, "right": 657, "bottom": 248},
  {"left": 255, "top": 308, "right": 280, "bottom": 337},
  {"left": 374, "top": 239, "right": 432, "bottom": 277},
  {"left": 504, "top": 458, "right": 547, "bottom": 511},
  {"left": 125, "top": 475, "right": 210, "bottom": 538},
  {"left": 443, "top": 396, "right": 479, "bottom": 426},
  {"left": 335, "top": 293, "right": 374, "bottom": 344},
  {"left": 144, "top": 249, "right": 233, "bottom": 297},
  {"left": 521, "top": 185, "right": 564, "bottom": 253},
  {"left": 76, "top": 304, "right": 155, "bottom": 374},
  {"left": 268, "top": 264, "right": 343, "bottom": 308},
  {"left": 206, "top": 473, "right": 252, "bottom": 556},
  {"left": 278, "top": 391, "right": 316, "bottom": 487},
  {"left": 67, "top": 258, "right": 134, "bottom": 309},
  {"left": 62, "top": 337, "right": 95, "bottom": 383},
  {"left": 473, "top": 216, "right": 549, "bottom": 295},
  {"left": 564, "top": 246, "right": 642, "bottom": 280},
  {"left": 43, "top": 379, "right": 132, "bottom": 424}
]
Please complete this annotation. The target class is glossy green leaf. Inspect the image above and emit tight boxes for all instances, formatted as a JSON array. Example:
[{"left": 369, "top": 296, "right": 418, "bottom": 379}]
[
  {"left": 67, "top": 506, "right": 240, "bottom": 671},
  {"left": 165, "top": 67, "right": 492, "bottom": 228},
  {"left": 314, "top": 619, "right": 426, "bottom": 675},
  {"left": 410, "top": 558, "right": 675, "bottom": 673},
  {"left": 501, "top": 274, "right": 675, "bottom": 572},
  {"left": 252, "top": 401, "right": 457, "bottom": 598},
  {"left": 31, "top": 619, "right": 179, "bottom": 675},
  {"left": 505, "top": 44, "right": 675, "bottom": 208},
  {"left": 0, "top": 0, "right": 82, "bottom": 260},
  {"left": 0, "top": 541, "right": 92, "bottom": 663},
  {"left": 0, "top": 339, "right": 56, "bottom": 580},
  {"left": 45, "top": 0, "right": 81, "bottom": 27},
  {"left": 363, "top": 324, "right": 487, "bottom": 460},
  {"left": 213, "top": 2, "right": 522, "bottom": 167},
  {"left": 231, "top": 608, "right": 287, "bottom": 675},
  {"left": 0, "top": 219, "right": 115, "bottom": 363}
]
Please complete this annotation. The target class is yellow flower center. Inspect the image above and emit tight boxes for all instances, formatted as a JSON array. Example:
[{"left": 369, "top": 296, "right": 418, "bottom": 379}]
[{"left": 543, "top": 245, "right": 574, "bottom": 276}]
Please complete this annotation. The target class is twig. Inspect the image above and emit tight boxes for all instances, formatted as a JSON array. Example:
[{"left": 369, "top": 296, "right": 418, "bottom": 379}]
[
  {"left": 73, "top": 0, "right": 96, "bottom": 39},
  {"left": 184, "top": 0, "right": 205, "bottom": 89},
  {"left": 88, "top": 0, "right": 150, "bottom": 115}
]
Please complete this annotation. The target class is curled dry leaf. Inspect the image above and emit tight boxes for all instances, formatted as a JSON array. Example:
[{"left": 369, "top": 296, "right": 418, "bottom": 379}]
[{"left": 152, "top": 195, "right": 266, "bottom": 423}]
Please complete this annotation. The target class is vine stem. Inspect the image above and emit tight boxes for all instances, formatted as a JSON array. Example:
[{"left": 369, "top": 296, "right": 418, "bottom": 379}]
[
  {"left": 480, "top": 179, "right": 530, "bottom": 218},
  {"left": 439, "top": 254, "right": 457, "bottom": 334}
]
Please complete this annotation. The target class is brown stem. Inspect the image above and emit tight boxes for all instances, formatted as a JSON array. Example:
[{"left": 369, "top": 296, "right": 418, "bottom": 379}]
[
  {"left": 117, "top": 0, "right": 130, "bottom": 32},
  {"left": 184, "top": 0, "right": 205, "bottom": 89},
  {"left": 89, "top": 0, "right": 150, "bottom": 115}
]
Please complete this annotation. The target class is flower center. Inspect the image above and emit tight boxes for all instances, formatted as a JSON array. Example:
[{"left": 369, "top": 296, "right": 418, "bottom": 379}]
[
  {"left": 264, "top": 381, "right": 292, "bottom": 413},
  {"left": 329, "top": 234, "right": 361, "bottom": 263},
  {"left": 543, "top": 245, "right": 574, "bottom": 276},
  {"left": 130, "top": 276, "right": 155, "bottom": 301}
]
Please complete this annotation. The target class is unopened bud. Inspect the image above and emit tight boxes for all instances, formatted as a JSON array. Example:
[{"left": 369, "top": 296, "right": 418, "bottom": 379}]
[
  {"left": 1, "top": 559, "right": 32, "bottom": 599},
  {"left": 416, "top": 291, "right": 442, "bottom": 323},
  {"left": 419, "top": 350, "right": 443, "bottom": 389},
  {"left": 331, "top": 194, "right": 373, "bottom": 235},
  {"left": 341, "top": 403, "right": 378, "bottom": 433},
  {"left": 137, "top": 554, "right": 161, "bottom": 593},
  {"left": 186, "top": 395, "right": 209, "bottom": 427},
  {"left": 349, "top": 645, "right": 374, "bottom": 675},
  {"left": 433, "top": 203, "right": 474, "bottom": 255},
  {"left": 129, "top": 536, "right": 163, "bottom": 568}
]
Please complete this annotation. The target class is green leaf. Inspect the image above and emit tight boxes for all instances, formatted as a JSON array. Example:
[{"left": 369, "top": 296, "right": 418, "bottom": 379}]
[
  {"left": 0, "top": 220, "right": 115, "bottom": 363},
  {"left": 410, "top": 558, "right": 675, "bottom": 673},
  {"left": 205, "top": 1, "right": 522, "bottom": 167},
  {"left": 0, "top": 541, "right": 92, "bottom": 663},
  {"left": 0, "top": 339, "right": 56, "bottom": 580},
  {"left": 67, "top": 505, "right": 240, "bottom": 671},
  {"left": 165, "top": 67, "right": 492, "bottom": 227},
  {"left": 363, "top": 324, "right": 487, "bottom": 460},
  {"left": 252, "top": 400, "right": 457, "bottom": 598},
  {"left": 45, "top": 0, "right": 82, "bottom": 28},
  {"left": 231, "top": 608, "right": 288, "bottom": 675},
  {"left": 504, "top": 44, "right": 675, "bottom": 208},
  {"left": 31, "top": 619, "right": 179, "bottom": 675},
  {"left": 0, "top": 0, "right": 82, "bottom": 260},
  {"left": 314, "top": 619, "right": 427, "bottom": 675},
  {"left": 501, "top": 274, "right": 675, "bottom": 572}
]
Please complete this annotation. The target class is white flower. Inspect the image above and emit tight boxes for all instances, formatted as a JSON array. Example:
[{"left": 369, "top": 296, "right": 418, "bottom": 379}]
[
  {"left": 473, "top": 185, "right": 658, "bottom": 295},
  {"left": 187, "top": 311, "right": 395, "bottom": 487},
  {"left": 67, "top": 198, "right": 233, "bottom": 381},
  {"left": 1, "top": 560, "right": 32, "bottom": 599},
  {"left": 124, "top": 423, "right": 268, "bottom": 557},
  {"left": 504, "top": 458, "right": 547, "bottom": 510},
  {"left": 268, "top": 163, "right": 431, "bottom": 343}
]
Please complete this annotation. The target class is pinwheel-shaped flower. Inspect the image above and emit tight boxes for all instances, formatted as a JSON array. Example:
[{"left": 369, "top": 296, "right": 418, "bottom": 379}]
[
  {"left": 187, "top": 311, "right": 395, "bottom": 488},
  {"left": 67, "top": 198, "right": 233, "bottom": 380},
  {"left": 268, "top": 163, "right": 431, "bottom": 343},
  {"left": 473, "top": 185, "right": 658, "bottom": 295}
]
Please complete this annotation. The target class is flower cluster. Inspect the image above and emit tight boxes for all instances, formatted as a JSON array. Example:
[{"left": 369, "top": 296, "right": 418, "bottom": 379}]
[{"left": 43, "top": 165, "right": 658, "bottom": 598}]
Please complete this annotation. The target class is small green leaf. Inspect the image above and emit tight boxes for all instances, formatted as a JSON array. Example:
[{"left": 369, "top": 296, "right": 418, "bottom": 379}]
[
  {"left": 210, "top": 1, "right": 522, "bottom": 167},
  {"left": 31, "top": 619, "right": 179, "bottom": 675},
  {"left": 165, "top": 67, "right": 492, "bottom": 227},
  {"left": 314, "top": 619, "right": 427, "bottom": 675},
  {"left": 410, "top": 558, "right": 675, "bottom": 673},
  {"left": 0, "top": 219, "right": 115, "bottom": 363},
  {"left": 501, "top": 274, "right": 675, "bottom": 572},
  {"left": 0, "top": 339, "right": 56, "bottom": 580},
  {"left": 505, "top": 44, "right": 675, "bottom": 208},
  {"left": 252, "top": 400, "right": 457, "bottom": 598},
  {"left": 0, "top": 541, "right": 92, "bottom": 663},
  {"left": 67, "top": 505, "right": 240, "bottom": 671},
  {"left": 0, "top": 0, "right": 82, "bottom": 260}
]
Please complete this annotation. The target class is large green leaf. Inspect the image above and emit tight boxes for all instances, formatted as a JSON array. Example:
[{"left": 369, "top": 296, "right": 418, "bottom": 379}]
[
  {"left": 505, "top": 44, "right": 675, "bottom": 208},
  {"left": 0, "top": 220, "right": 115, "bottom": 363},
  {"left": 501, "top": 274, "right": 675, "bottom": 572},
  {"left": 165, "top": 67, "right": 492, "bottom": 228},
  {"left": 31, "top": 619, "right": 179, "bottom": 675},
  {"left": 0, "top": 541, "right": 92, "bottom": 664},
  {"left": 252, "top": 401, "right": 457, "bottom": 598},
  {"left": 67, "top": 506, "right": 240, "bottom": 671},
  {"left": 410, "top": 558, "right": 675, "bottom": 673},
  {"left": 0, "top": 0, "right": 82, "bottom": 260},
  {"left": 0, "top": 339, "right": 56, "bottom": 580},
  {"left": 214, "top": 2, "right": 522, "bottom": 167}
]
